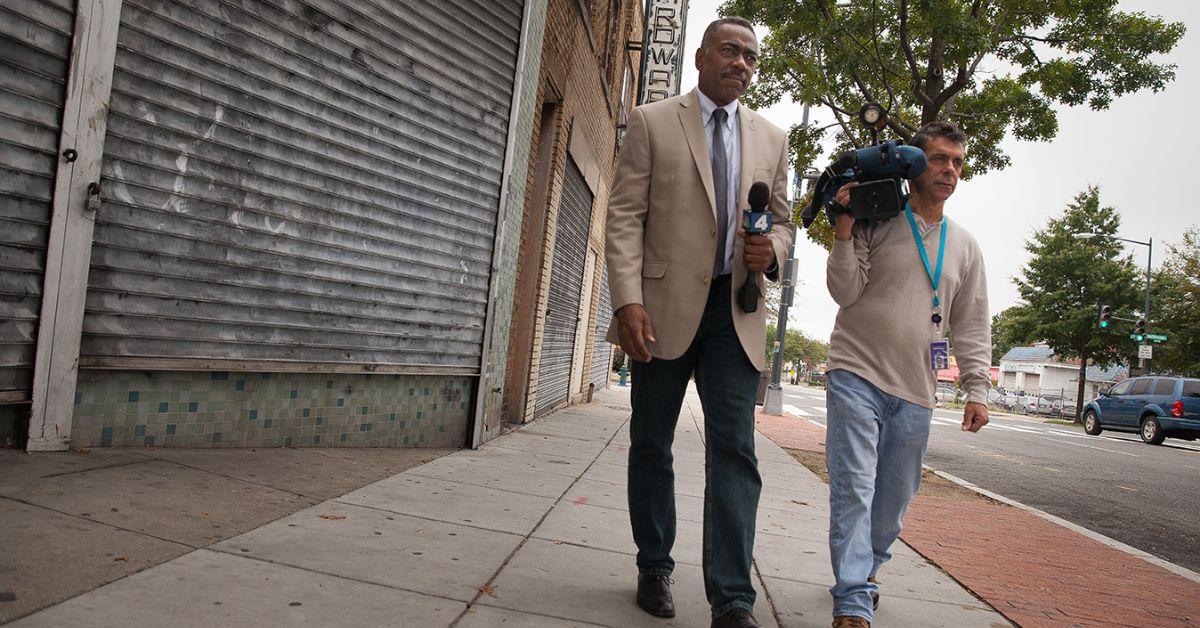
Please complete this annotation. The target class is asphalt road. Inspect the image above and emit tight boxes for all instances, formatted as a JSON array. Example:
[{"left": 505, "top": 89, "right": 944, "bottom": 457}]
[{"left": 779, "top": 382, "right": 1200, "bottom": 573}]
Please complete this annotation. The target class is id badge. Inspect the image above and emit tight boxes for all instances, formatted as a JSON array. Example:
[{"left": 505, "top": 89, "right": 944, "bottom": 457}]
[{"left": 929, "top": 340, "right": 950, "bottom": 370}]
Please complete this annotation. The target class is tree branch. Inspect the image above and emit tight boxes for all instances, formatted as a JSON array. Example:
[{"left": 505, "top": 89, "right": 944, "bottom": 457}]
[
  {"left": 898, "top": 0, "right": 934, "bottom": 110},
  {"left": 936, "top": 50, "right": 987, "bottom": 109},
  {"left": 869, "top": 0, "right": 900, "bottom": 112},
  {"left": 946, "top": 110, "right": 984, "bottom": 120},
  {"left": 885, "top": 118, "right": 914, "bottom": 141},
  {"left": 806, "top": 49, "right": 861, "bottom": 147},
  {"left": 923, "top": 34, "right": 945, "bottom": 121},
  {"left": 932, "top": 0, "right": 994, "bottom": 112}
]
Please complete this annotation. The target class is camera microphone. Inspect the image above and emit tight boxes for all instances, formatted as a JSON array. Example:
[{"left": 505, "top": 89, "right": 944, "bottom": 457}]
[{"left": 738, "top": 182, "right": 772, "bottom": 313}]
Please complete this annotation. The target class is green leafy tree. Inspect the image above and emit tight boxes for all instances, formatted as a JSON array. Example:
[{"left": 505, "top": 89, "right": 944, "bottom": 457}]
[
  {"left": 721, "top": 0, "right": 1184, "bottom": 249},
  {"left": 1150, "top": 227, "right": 1200, "bottom": 377},
  {"left": 991, "top": 305, "right": 1033, "bottom": 366},
  {"left": 1011, "top": 186, "right": 1140, "bottom": 420},
  {"left": 765, "top": 324, "right": 830, "bottom": 369}
]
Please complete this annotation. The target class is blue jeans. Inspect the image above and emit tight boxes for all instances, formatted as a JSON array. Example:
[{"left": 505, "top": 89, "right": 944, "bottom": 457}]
[
  {"left": 825, "top": 369, "right": 932, "bottom": 621},
  {"left": 628, "top": 275, "right": 762, "bottom": 617}
]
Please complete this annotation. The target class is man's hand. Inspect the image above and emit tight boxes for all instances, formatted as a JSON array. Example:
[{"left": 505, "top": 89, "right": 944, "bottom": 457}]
[
  {"left": 833, "top": 183, "right": 857, "bottom": 241},
  {"left": 616, "top": 303, "right": 655, "bottom": 363},
  {"left": 962, "top": 402, "right": 988, "bottom": 432},
  {"left": 739, "top": 232, "right": 775, "bottom": 272}
]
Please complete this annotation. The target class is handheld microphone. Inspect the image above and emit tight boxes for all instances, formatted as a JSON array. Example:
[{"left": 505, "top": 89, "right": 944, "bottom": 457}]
[{"left": 738, "top": 182, "right": 772, "bottom": 313}]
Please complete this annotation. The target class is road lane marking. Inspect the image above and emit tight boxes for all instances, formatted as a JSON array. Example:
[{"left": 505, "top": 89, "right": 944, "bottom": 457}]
[
  {"left": 1037, "top": 436, "right": 1138, "bottom": 457},
  {"left": 783, "top": 404, "right": 811, "bottom": 417},
  {"left": 805, "top": 419, "right": 827, "bottom": 429}
]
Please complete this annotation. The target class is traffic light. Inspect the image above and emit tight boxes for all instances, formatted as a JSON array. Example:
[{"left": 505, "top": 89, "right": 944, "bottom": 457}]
[
  {"left": 1096, "top": 304, "right": 1112, "bottom": 329},
  {"left": 1133, "top": 318, "right": 1147, "bottom": 342}
]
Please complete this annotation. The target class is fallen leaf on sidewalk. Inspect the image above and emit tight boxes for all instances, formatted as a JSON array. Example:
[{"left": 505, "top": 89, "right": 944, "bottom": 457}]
[
  {"left": 573, "top": 496, "right": 590, "bottom": 506},
  {"left": 319, "top": 514, "right": 347, "bottom": 521},
  {"left": 200, "top": 512, "right": 209, "bottom": 517},
  {"left": 553, "top": 540, "right": 563, "bottom": 545},
  {"left": 792, "top": 500, "right": 808, "bottom": 506},
  {"left": 478, "top": 585, "right": 497, "bottom": 597},
  {"left": 114, "top": 556, "right": 128, "bottom": 562}
]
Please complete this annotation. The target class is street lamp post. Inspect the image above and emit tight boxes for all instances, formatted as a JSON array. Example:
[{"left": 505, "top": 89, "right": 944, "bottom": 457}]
[{"left": 1075, "top": 232, "right": 1153, "bottom": 371}]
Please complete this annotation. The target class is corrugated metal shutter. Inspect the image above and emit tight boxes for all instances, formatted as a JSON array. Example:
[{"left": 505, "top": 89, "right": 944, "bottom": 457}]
[
  {"left": 589, "top": 264, "right": 612, "bottom": 390},
  {"left": 534, "top": 158, "right": 591, "bottom": 415},
  {"left": 0, "top": 0, "right": 74, "bottom": 396},
  {"left": 82, "top": 0, "right": 523, "bottom": 372}
]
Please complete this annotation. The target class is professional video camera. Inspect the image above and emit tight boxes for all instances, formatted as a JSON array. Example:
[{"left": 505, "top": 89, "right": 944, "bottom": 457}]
[{"left": 800, "top": 104, "right": 927, "bottom": 228}]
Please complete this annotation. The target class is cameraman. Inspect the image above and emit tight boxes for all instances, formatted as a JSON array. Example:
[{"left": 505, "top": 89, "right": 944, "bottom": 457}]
[{"left": 822, "top": 121, "right": 990, "bottom": 628}]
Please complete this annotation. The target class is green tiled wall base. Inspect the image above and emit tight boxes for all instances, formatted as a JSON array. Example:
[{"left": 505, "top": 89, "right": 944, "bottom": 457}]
[
  {"left": 70, "top": 371, "right": 472, "bottom": 449},
  {"left": 0, "top": 404, "right": 26, "bottom": 448}
]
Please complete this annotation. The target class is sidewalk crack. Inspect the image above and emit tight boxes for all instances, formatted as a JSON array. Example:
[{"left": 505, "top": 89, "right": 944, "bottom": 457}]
[
  {"left": 39, "top": 455, "right": 158, "bottom": 479},
  {"left": 447, "top": 415, "right": 632, "bottom": 628}
]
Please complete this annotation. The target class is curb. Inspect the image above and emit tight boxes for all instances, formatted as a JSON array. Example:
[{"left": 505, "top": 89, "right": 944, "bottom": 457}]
[
  {"left": 926, "top": 466, "right": 1200, "bottom": 585},
  {"left": 768, "top": 408, "right": 1200, "bottom": 585}
]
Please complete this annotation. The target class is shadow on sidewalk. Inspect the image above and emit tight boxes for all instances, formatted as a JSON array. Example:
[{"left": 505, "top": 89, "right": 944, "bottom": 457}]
[{"left": 4, "top": 389, "right": 1011, "bottom": 627}]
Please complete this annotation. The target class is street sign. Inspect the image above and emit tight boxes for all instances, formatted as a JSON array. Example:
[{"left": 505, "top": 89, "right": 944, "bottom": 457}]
[
  {"left": 1145, "top": 333, "right": 1169, "bottom": 343},
  {"left": 1138, "top": 345, "right": 1153, "bottom": 359}
]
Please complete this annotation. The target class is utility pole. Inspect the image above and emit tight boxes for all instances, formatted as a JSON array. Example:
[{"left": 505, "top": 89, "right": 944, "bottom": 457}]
[
  {"left": 1075, "top": 232, "right": 1154, "bottom": 374},
  {"left": 762, "top": 105, "right": 810, "bottom": 416},
  {"left": 1140, "top": 237, "right": 1153, "bottom": 373}
]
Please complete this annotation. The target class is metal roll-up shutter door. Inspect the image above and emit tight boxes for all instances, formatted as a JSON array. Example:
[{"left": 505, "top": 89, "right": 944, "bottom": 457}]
[
  {"left": 535, "top": 159, "right": 592, "bottom": 415},
  {"left": 0, "top": 0, "right": 74, "bottom": 397},
  {"left": 589, "top": 264, "right": 612, "bottom": 390},
  {"left": 83, "top": 0, "right": 523, "bottom": 371}
]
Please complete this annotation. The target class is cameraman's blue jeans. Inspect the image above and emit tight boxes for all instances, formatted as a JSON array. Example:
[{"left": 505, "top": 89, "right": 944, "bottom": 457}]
[
  {"left": 628, "top": 275, "right": 762, "bottom": 617},
  {"left": 825, "top": 369, "right": 932, "bottom": 622}
]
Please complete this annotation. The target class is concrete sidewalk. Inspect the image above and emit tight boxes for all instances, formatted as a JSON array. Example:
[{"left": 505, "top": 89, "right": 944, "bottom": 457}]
[{"left": 8, "top": 387, "right": 1007, "bottom": 627}]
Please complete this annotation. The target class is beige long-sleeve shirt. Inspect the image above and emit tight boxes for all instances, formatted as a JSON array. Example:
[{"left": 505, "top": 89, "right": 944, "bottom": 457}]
[{"left": 826, "top": 215, "right": 991, "bottom": 409}]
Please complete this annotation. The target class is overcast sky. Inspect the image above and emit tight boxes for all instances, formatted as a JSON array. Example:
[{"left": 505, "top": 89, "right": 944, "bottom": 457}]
[{"left": 677, "top": 1, "right": 1198, "bottom": 342}]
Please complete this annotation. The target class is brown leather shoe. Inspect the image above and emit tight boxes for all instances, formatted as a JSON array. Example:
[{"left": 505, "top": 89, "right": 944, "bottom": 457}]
[
  {"left": 636, "top": 574, "right": 675, "bottom": 618},
  {"left": 711, "top": 608, "right": 760, "bottom": 628},
  {"left": 868, "top": 575, "right": 879, "bottom": 610},
  {"left": 832, "top": 615, "right": 871, "bottom": 628}
]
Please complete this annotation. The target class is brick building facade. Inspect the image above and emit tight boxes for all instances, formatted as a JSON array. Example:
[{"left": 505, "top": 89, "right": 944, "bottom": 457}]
[{"left": 498, "top": 0, "right": 643, "bottom": 429}]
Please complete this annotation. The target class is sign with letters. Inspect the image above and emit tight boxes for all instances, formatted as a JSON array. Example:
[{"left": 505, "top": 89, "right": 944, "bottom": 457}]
[{"left": 638, "top": 0, "right": 689, "bottom": 104}]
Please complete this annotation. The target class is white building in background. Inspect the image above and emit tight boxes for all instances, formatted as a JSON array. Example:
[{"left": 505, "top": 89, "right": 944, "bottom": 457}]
[{"left": 998, "top": 344, "right": 1127, "bottom": 401}]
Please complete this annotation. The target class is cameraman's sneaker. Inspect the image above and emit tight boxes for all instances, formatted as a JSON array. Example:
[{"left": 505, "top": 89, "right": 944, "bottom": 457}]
[{"left": 832, "top": 616, "right": 870, "bottom": 628}]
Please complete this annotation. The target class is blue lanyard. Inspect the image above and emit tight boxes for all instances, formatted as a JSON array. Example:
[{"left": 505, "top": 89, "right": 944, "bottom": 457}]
[{"left": 904, "top": 202, "right": 947, "bottom": 310}]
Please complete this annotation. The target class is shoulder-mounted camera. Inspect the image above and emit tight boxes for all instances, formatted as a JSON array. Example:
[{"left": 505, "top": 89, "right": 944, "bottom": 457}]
[{"left": 800, "top": 104, "right": 927, "bottom": 228}]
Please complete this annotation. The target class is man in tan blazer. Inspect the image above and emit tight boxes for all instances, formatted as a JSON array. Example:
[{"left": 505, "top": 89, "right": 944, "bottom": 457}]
[{"left": 604, "top": 17, "right": 792, "bottom": 628}]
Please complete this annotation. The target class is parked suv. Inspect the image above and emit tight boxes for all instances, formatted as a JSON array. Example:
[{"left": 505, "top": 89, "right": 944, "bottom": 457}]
[{"left": 1082, "top": 376, "right": 1200, "bottom": 445}]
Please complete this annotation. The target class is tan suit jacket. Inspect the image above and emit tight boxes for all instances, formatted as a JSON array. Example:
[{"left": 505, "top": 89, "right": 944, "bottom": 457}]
[{"left": 605, "top": 91, "right": 793, "bottom": 371}]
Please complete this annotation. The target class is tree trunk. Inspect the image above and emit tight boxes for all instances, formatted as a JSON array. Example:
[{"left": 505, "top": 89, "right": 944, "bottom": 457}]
[{"left": 1075, "top": 348, "right": 1089, "bottom": 424}]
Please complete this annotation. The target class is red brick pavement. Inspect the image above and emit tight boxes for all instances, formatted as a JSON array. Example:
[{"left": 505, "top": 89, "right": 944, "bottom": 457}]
[
  {"left": 755, "top": 410, "right": 826, "bottom": 453},
  {"left": 754, "top": 410, "right": 1200, "bottom": 627}
]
